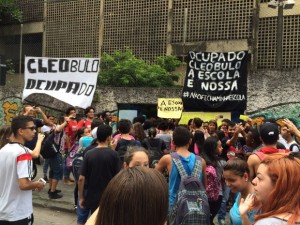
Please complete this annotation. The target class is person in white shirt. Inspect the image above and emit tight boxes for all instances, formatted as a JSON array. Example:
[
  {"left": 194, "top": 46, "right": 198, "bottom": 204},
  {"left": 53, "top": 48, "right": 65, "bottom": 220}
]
[{"left": 0, "top": 115, "right": 45, "bottom": 225}]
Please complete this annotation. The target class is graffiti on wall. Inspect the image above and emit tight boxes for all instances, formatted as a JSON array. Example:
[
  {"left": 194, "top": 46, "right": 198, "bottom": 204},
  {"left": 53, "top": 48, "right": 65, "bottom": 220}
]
[{"left": 0, "top": 96, "right": 63, "bottom": 126}]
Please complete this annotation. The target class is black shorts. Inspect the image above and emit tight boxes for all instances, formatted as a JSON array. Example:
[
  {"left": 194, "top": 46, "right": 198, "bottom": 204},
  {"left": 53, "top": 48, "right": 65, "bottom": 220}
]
[{"left": 0, "top": 214, "right": 34, "bottom": 225}]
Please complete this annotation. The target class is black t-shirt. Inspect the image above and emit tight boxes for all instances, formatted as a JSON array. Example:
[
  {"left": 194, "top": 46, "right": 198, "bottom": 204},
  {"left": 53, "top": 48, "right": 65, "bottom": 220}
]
[
  {"left": 221, "top": 136, "right": 246, "bottom": 161},
  {"left": 80, "top": 147, "right": 120, "bottom": 209}
]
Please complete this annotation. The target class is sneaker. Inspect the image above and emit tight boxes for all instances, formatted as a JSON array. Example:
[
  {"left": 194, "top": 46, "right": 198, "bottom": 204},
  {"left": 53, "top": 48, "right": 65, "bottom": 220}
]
[
  {"left": 48, "top": 189, "right": 61, "bottom": 194},
  {"left": 49, "top": 192, "right": 63, "bottom": 199},
  {"left": 74, "top": 205, "right": 77, "bottom": 210}
]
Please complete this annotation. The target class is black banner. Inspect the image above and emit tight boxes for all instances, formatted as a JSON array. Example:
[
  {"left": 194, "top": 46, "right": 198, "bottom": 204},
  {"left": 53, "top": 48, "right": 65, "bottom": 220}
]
[{"left": 182, "top": 51, "right": 248, "bottom": 112}]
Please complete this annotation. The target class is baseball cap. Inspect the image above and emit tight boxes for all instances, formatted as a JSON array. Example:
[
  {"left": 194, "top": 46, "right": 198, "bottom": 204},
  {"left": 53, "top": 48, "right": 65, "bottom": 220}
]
[{"left": 259, "top": 123, "right": 279, "bottom": 145}]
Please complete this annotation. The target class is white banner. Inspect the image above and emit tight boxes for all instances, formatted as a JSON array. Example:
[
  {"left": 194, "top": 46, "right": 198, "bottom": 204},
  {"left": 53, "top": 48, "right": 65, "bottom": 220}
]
[{"left": 22, "top": 57, "right": 100, "bottom": 109}]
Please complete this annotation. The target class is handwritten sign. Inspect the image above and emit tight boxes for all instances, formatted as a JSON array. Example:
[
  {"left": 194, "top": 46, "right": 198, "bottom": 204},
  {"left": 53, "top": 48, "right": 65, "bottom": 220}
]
[{"left": 157, "top": 98, "right": 183, "bottom": 119}]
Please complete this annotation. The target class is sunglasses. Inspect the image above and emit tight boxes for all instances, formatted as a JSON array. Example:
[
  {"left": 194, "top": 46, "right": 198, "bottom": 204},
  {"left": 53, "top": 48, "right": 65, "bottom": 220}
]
[{"left": 23, "top": 126, "right": 36, "bottom": 131}]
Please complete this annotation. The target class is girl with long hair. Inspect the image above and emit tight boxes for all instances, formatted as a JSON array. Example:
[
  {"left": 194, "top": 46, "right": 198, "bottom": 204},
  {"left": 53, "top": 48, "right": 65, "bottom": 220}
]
[{"left": 239, "top": 153, "right": 300, "bottom": 225}]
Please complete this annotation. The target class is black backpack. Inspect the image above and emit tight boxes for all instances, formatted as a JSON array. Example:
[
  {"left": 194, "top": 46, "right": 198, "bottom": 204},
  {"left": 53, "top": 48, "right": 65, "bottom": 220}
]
[
  {"left": 143, "top": 138, "right": 163, "bottom": 162},
  {"left": 289, "top": 143, "right": 300, "bottom": 152},
  {"left": 40, "top": 131, "right": 63, "bottom": 159},
  {"left": 116, "top": 139, "right": 140, "bottom": 163}
]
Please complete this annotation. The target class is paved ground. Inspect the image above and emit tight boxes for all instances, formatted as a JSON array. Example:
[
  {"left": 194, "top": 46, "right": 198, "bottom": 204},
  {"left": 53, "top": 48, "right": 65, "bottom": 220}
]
[{"left": 33, "top": 206, "right": 76, "bottom": 225}]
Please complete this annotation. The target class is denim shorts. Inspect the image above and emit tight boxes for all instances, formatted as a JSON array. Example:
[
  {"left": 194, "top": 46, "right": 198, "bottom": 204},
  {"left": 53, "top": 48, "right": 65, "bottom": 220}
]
[{"left": 48, "top": 153, "right": 63, "bottom": 180}]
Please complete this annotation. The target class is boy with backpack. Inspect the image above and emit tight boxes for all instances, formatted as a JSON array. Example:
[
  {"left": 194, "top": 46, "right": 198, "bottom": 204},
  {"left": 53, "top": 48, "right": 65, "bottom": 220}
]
[{"left": 155, "top": 126, "right": 209, "bottom": 224}]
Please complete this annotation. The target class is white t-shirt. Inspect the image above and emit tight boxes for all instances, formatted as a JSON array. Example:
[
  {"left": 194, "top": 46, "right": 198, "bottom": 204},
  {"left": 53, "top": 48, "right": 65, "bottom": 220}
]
[
  {"left": 286, "top": 140, "right": 300, "bottom": 152},
  {"left": 0, "top": 143, "right": 33, "bottom": 221}
]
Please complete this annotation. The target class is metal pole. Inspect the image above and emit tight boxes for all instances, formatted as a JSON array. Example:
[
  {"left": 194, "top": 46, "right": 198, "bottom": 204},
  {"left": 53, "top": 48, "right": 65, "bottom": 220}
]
[
  {"left": 19, "top": 24, "right": 23, "bottom": 76},
  {"left": 182, "top": 8, "right": 188, "bottom": 60},
  {"left": 276, "top": 0, "right": 283, "bottom": 69}
]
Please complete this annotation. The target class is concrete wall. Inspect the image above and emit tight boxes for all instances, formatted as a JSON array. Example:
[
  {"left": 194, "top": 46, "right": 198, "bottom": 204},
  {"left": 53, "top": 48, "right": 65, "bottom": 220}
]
[{"left": 1, "top": 69, "right": 300, "bottom": 126}]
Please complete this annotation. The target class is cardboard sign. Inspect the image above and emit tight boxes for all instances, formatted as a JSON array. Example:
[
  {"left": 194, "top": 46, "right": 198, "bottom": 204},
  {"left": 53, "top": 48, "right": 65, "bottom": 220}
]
[{"left": 157, "top": 98, "right": 183, "bottom": 119}]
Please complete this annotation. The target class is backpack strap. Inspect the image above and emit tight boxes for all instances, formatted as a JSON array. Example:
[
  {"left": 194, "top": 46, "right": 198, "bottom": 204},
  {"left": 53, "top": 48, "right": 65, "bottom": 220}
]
[
  {"left": 191, "top": 157, "right": 202, "bottom": 177},
  {"left": 172, "top": 158, "right": 188, "bottom": 178}
]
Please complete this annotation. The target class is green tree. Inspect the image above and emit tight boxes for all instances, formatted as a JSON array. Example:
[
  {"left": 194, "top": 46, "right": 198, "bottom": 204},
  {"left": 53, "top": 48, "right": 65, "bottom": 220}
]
[
  {"left": 0, "top": 0, "right": 22, "bottom": 22},
  {"left": 98, "top": 50, "right": 181, "bottom": 87}
]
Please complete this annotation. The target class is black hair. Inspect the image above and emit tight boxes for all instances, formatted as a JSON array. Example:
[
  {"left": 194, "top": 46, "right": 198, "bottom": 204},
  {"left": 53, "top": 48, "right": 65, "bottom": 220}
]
[
  {"left": 148, "top": 127, "right": 157, "bottom": 138},
  {"left": 66, "top": 106, "right": 76, "bottom": 116},
  {"left": 158, "top": 120, "right": 169, "bottom": 131},
  {"left": 193, "top": 117, "right": 203, "bottom": 128},
  {"left": 91, "top": 118, "right": 103, "bottom": 130},
  {"left": 11, "top": 115, "right": 34, "bottom": 136},
  {"left": 228, "top": 121, "right": 236, "bottom": 128},
  {"left": 173, "top": 126, "right": 192, "bottom": 147},
  {"left": 118, "top": 119, "right": 132, "bottom": 134},
  {"left": 248, "top": 127, "right": 262, "bottom": 147},
  {"left": 101, "top": 111, "right": 110, "bottom": 119},
  {"left": 222, "top": 118, "right": 231, "bottom": 124},
  {"left": 201, "top": 136, "right": 219, "bottom": 166},
  {"left": 143, "top": 119, "right": 153, "bottom": 131},
  {"left": 84, "top": 106, "right": 95, "bottom": 116},
  {"left": 133, "top": 116, "right": 146, "bottom": 124},
  {"left": 216, "top": 130, "right": 225, "bottom": 141},
  {"left": 97, "top": 124, "right": 112, "bottom": 142},
  {"left": 187, "top": 118, "right": 193, "bottom": 126}
]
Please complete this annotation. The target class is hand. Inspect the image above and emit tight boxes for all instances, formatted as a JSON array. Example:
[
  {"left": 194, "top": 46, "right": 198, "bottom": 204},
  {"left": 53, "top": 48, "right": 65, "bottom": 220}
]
[
  {"left": 239, "top": 193, "right": 254, "bottom": 216},
  {"left": 34, "top": 180, "right": 45, "bottom": 192},
  {"left": 37, "top": 133, "right": 45, "bottom": 142},
  {"left": 236, "top": 124, "right": 244, "bottom": 134},
  {"left": 79, "top": 198, "right": 85, "bottom": 209},
  {"left": 34, "top": 106, "right": 43, "bottom": 114},
  {"left": 282, "top": 119, "right": 298, "bottom": 134}
]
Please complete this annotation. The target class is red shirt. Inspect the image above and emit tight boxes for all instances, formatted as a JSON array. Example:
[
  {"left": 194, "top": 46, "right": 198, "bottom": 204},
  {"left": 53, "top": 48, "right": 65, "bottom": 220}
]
[
  {"left": 77, "top": 119, "right": 92, "bottom": 132},
  {"left": 65, "top": 120, "right": 78, "bottom": 148}
]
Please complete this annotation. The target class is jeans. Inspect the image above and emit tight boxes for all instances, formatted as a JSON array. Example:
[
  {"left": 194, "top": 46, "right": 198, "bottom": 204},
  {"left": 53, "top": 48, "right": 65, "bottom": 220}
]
[
  {"left": 42, "top": 159, "right": 49, "bottom": 175},
  {"left": 218, "top": 184, "right": 230, "bottom": 221}
]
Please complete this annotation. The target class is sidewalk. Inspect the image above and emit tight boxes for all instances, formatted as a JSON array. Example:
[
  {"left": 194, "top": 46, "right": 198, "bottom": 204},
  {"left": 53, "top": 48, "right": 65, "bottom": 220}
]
[{"left": 32, "top": 164, "right": 76, "bottom": 213}]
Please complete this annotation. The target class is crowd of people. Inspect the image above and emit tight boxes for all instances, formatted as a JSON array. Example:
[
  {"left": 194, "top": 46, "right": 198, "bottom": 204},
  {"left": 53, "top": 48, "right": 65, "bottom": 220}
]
[{"left": 0, "top": 104, "right": 300, "bottom": 225}]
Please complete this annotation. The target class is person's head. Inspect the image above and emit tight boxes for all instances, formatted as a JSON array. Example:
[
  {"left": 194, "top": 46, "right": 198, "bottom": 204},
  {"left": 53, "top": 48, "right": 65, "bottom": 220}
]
[
  {"left": 220, "top": 119, "right": 230, "bottom": 132},
  {"left": 201, "top": 136, "right": 222, "bottom": 165},
  {"left": 187, "top": 118, "right": 193, "bottom": 131},
  {"left": 84, "top": 106, "right": 95, "bottom": 119},
  {"left": 47, "top": 115, "right": 55, "bottom": 123},
  {"left": 11, "top": 115, "right": 35, "bottom": 142},
  {"left": 133, "top": 115, "right": 145, "bottom": 124},
  {"left": 193, "top": 117, "right": 203, "bottom": 129},
  {"left": 172, "top": 126, "right": 192, "bottom": 147},
  {"left": 208, "top": 120, "right": 217, "bottom": 134},
  {"left": 75, "top": 127, "right": 88, "bottom": 141},
  {"left": 96, "top": 167, "right": 168, "bottom": 225},
  {"left": 227, "top": 121, "right": 236, "bottom": 135},
  {"left": 0, "top": 125, "right": 13, "bottom": 148},
  {"left": 66, "top": 106, "right": 76, "bottom": 117},
  {"left": 96, "top": 124, "right": 112, "bottom": 143},
  {"left": 259, "top": 123, "right": 279, "bottom": 146},
  {"left": 91, "top": 118, "right": 103, "bottom": 130},
  {"left": 223, "top": 157, "right": 250, "bottom": 193},
  {"left": 123, "top": 147, "right": 150, "bottom": 168},
  {"left": 101, "top": 111, "right": 112, "bottom": 122},
  {"left": 143, "top": 119, "right": 153, "bottom": 131},
  {"left": 252, "top": 153, "right": 300, "bottom": 223},
  {"left": 118, "top": 119, "right": 132, "bottom": 134},
  {"left": 132, "top": 122, "right": 146, "bottom": 141},
  {"left": 246, "top": 127, "right": 262, "bottom": 148},
  {"left": 148, "top": 127, "right": 157, "bottom": 138},
  {"left": 280, "top": 125, "right": 292, "bottom": 141},
  {"left": 22, "top": 104, "right": 35, "bottom": 117},
  {"left": 202, "top": 121, "right": 209, "bottom": 130},
  {"left": 157, "top": 120, "right": 169, "bottom": 131}
]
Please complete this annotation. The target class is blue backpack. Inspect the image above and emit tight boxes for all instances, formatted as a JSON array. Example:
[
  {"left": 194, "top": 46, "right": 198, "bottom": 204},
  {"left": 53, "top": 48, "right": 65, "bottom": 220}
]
[{"left": 168, "top": 153, "right": 210, "bottom": 225}]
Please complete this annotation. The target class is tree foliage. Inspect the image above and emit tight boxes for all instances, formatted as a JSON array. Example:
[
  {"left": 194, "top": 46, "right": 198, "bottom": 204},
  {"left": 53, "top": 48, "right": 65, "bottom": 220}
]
[
  {"left": 98, "top": 50, "right": 182, "bottom": 87},
  {"left": 0, "top": 0, "right": 22, "bottom": 22}
]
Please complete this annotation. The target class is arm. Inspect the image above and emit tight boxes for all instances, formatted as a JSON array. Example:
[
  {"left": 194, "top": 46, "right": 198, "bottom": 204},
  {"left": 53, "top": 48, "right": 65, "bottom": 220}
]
[
  {"left": 226, "top": 124, "right": 243, "bottom": 146},
  {"left": 155, "top": 154, "right": 171, "bottom": 174},
  {"left": 247, "top": 154, "right": 260, "bottom": 181},
  {"left": 19, "top": 178, "right": 45, "bottom": 191},
  {"left": 283, "top": 119, "right": 300, "bottom": 139},
  {"left": 55, "top": 116, "right": 71, "bottom": 133},
  {"left": 78, "top": 175, "right": 86, "bottom": 208},
  {"left": 31, "top": 133, "right": 45, "bottom": 158},
  {"left": 239, "top": 193, "right": 255, "bottom": 225},
  {"left": 35, "top": 107, "right": 53, "bottom": 126}
]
